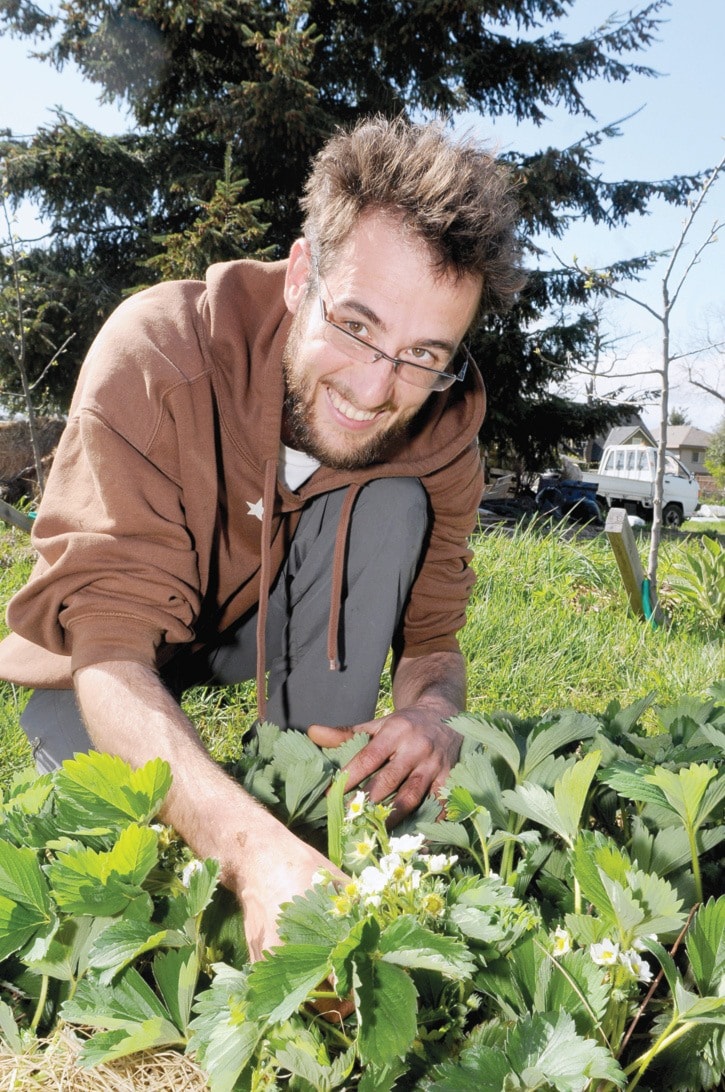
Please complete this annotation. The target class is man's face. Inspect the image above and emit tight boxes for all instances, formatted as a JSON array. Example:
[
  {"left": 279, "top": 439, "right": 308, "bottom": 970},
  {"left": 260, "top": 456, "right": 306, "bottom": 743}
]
[{"left": 281, "top": 213, "right": 482, "bottom": 470}]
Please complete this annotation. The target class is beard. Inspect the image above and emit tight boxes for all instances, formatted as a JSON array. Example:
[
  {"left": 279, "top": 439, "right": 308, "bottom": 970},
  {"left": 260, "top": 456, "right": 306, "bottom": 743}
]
[{"left": 282, "top": 308, "right": 416, "bottom": 472}]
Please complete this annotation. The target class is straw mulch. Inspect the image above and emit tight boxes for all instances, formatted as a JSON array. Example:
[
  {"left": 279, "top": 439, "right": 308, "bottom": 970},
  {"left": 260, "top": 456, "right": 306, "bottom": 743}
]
[{"left": 0, "top": 1027, "right": 209, "bottom": 1091}]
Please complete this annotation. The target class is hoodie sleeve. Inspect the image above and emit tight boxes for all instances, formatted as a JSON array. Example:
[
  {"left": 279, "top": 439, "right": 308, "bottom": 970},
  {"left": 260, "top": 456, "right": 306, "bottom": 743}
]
[
  {"left": 6, "top": 285, "right": 213, "bottom": 674},
  {"left": 394, "top": 438, "right": 482, "bottom": 659}
]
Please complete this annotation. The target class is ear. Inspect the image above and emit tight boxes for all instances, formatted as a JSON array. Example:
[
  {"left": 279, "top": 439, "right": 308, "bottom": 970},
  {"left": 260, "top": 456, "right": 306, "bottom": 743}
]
[{"left": 284, "top": 237, "right": 313, "bottom": 314}]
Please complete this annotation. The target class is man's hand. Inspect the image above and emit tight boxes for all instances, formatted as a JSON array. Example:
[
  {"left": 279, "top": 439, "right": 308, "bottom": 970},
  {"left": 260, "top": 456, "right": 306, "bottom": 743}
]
[
  {"left": 231, "top": 823, "right": 346, "bottom": 962},
  {"left": 307, "top": 650, "right": 466, "bottom": 823},
  {"left": 307, "top": 701, "right": 462, "bottom": 823}
]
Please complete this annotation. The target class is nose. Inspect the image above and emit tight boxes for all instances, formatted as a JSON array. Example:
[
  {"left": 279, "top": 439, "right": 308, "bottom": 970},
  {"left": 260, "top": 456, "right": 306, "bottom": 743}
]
[{"left": 345, "top": 354, "right": 399, "bottom": 407}]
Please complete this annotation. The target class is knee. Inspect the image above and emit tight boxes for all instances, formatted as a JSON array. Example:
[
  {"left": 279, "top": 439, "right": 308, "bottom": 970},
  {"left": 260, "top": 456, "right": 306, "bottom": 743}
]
[{"left": 356, "top": 477, "right": 428, "bottom": 550}]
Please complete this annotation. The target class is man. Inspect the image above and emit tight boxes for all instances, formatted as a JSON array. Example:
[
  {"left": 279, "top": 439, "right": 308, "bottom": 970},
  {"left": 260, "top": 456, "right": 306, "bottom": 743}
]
[{"left": 0, "top": 116, "right": 523, "bottom": 960}]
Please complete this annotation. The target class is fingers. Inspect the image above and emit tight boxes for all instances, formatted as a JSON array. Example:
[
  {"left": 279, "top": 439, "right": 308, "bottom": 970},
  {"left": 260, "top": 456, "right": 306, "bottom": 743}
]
[{"left": 306, "top": 724, "right": 356, "bottom": 748}]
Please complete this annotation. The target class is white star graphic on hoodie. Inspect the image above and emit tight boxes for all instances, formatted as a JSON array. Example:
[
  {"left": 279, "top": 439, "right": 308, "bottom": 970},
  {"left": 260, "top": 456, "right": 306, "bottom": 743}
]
[{"left": 246, "top": 498, "right": 264, "bottom": 521}]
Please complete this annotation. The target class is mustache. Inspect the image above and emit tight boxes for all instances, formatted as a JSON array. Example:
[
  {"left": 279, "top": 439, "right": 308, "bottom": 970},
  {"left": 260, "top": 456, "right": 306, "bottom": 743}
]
[{"left": 323, "top": 379, "right": 399, "bottom": 416}]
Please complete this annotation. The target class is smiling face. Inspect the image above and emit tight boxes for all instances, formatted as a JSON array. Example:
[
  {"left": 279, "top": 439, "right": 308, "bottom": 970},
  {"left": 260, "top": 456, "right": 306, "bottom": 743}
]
[{"left": 281, "top": 213, "right": 482, "bottom": 470}]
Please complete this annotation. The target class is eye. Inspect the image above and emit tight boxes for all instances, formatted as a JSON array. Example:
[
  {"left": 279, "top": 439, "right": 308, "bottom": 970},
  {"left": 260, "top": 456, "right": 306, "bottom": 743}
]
[
  {"left": 343, "top": 319, "right": 370, "bottom": 339},
  {"left": 402, "top": 346, "right": 443, "bottom": 367}
]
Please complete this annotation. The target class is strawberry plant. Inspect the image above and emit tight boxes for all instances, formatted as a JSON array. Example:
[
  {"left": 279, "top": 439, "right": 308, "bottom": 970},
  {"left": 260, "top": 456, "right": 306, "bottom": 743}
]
[{"left": 0, "top": 689, "right": 723, "bottom": 1090}]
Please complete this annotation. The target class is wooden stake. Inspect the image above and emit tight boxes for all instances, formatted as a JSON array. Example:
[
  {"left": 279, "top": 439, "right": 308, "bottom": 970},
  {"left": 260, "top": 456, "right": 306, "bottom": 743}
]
[{"left": 605, "top": 507, "right": 665, "bottom": 625}]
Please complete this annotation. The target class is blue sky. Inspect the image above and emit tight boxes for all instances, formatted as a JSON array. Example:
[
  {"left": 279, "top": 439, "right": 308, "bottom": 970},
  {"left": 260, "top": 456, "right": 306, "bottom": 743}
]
[{"left": 1, "top": 0, "right": 724, "bottom": 430}]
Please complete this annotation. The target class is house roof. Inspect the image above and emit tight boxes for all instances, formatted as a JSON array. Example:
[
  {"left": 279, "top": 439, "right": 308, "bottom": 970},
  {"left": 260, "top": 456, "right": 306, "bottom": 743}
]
[
  {"left": 604, "top": 423, "right": 656, "bottom": 447},
  {"left": 651, "top": 425, "right": 713, "bottom": 449}
]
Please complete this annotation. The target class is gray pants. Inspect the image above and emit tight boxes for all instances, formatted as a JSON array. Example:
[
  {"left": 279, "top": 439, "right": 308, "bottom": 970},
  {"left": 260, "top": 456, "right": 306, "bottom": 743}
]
[{"left": 21, "top": 477, "right": 428, "bottom": 772}]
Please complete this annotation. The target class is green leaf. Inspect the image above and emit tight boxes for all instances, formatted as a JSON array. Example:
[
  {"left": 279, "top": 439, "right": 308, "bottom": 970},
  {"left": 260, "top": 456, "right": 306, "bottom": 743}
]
[
  {"left": 674, "top": 982, "right": 725, "bottom": 1024},
  {"left": 0, "top": 841, "right": 50, "bottom": 913},
  {"left": 77, "top": 1016, "right": 184, "bottom": 1067},
  {"left": 624, "top": 866, "right": 685, "bottom": 938},
  {"left": 425, "top": 1043, "right": 513, "bottom": 1090},
  {"left": 153, "top": 946, "right": 200, "bottom": 1033},
  {"left": 245, "top": 944, "right": 331, "bottom": 1023},
  {"left": 0, "top": 999, "right": 23, "bottom": 1052},
  {"left": 445, "top": 749, "right": 510, "bottom": 828},
  {"left": 183, "top": 858, "right": 220, "bottom": 919},
  {"left": 23, "top": 914, "right": 98, "bottom": 981},
  {"left": 354, "top": 955, "right": 417, "bottom": 1066},
  {"left": 644, "top": 764, "right": 718, "bottom": 831},
  {"left": 544, "top": 948, "right": 610, "bottom": 1032},
  {"left": 448, "top": 714, "right": 521, "bottom": 777},
  {"left": 572, "top": 835, "right": 630, "bottom": 922},
  {"left": 416, "top": 820, "right": 471, "bottom": 851},
  {"left": 54, "top": 751, "right": 171, "bottom": 826},
  {"left": 523, "top": 711, "right": 600, "bottom": 778},
  {"left": 379, "top": 917, "right": 475, "bottom": 979},
  {"left": 186, "top": 962, "right": 249, "bottom": 1064},
  {"left": 686, "top": 896, "right": 725, "bottom": 997},
  {"left": 61, "top": 965, "right": 175, "bottom": 1029},
  {"left": 0, "top": 895, "right": 48, "bottom": 960},
  {"left": 553, "top": 750, "right": 601, "bottom": 843},
  {"left": 326, "top": 768, "right": 349, "bottom": 868},
  {"left": 502, "top": 783, "right": 571, "bottom": 844},
  {"left": 444, "top": 785, "right": 479, "bottom": 820},
  {"left": 277, "top": 884, "right": 349, "bottom": 948},
  {"left": 283, "top": 756, "right": 328, "bottom": 820},
  {"left": 89, "top": 918, "right": 186, "bottom": 983},
  {"left": 506, "top": 1011, "right": 626, "bottom": 1089},
  {"left": 639, "top": 936, "right": 683, "bottom": 997},
  {"left": 275, "top": 1043, "right": 356, "bottom": 1089},
  {"left": 48, "top": 823, "right": 158, "bottom": 915},
  {"left": 599, "top": 763, "right": 668, "bottom": 806},
  {"left": 197, "top": 1013, "right": 261, "bottom": 1092}
]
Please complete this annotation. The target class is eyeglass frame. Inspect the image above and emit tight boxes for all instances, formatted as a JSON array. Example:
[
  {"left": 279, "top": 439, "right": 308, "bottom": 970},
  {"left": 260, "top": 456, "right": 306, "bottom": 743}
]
[{"left": 312, "top": 261, "right": 474, "bottom": 393}]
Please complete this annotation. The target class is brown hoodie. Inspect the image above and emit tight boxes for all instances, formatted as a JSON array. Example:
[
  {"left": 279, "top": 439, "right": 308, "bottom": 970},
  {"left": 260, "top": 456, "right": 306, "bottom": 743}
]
[{"left": 0, "top": 258, "right": 485, "bottom": 702}]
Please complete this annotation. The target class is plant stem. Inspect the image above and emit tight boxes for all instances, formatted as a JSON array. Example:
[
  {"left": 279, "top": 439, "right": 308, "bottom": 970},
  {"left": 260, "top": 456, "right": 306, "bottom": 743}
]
[
  {"left": 29, "top": 974, "right": 49, "bottom": 1034},
  {"left": 624, "top": 1021, "right": 691, "bottom": 1090},
  {"left": 686, "top": 825, "right": 703, "bottom": 904}
]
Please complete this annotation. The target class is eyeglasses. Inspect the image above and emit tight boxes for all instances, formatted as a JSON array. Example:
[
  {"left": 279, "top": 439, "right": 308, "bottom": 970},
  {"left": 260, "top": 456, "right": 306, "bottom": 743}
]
[{"left": 314, "top": 271, "right": 474, "bottom": 393}]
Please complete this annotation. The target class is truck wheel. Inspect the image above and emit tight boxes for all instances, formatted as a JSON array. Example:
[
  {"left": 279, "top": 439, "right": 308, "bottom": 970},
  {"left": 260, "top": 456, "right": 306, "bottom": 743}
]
[{"left": 662, "top": 503, "right": 684, "bottom": 529}]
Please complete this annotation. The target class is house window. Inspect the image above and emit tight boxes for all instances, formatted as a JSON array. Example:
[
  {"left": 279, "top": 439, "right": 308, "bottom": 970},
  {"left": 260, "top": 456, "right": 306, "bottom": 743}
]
[{"left": 692, "top": 451, "right": 699, "bottom": 463}]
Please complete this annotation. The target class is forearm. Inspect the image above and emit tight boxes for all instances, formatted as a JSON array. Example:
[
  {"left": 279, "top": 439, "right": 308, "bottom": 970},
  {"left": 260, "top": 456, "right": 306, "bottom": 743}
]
[
  {"left": 73, "top": 660, "right": 335, "bottom": 959},
  {"left": 392, "top": 650, "right": 466, "bottom": 717},
  {"left": 74, "top": 661, "right": 271, "bottom": 886}
]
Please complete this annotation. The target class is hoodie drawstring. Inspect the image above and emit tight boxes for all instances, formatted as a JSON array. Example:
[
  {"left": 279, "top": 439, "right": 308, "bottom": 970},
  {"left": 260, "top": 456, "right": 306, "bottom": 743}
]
[
  {"left": 326, "top": 483, "right": 362, "bottom": 672},
  {"left": 254, "top": 467, "right": 362, "bottom": 722},
  {"left": 255, "top": 457, "right": 278, "bottom": 722}
]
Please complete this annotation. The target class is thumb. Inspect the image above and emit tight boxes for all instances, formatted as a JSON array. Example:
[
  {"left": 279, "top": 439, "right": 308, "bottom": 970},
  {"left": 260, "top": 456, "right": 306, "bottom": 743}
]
[{"left": 307, "top": 724, "right": 356, "bottom": 748}]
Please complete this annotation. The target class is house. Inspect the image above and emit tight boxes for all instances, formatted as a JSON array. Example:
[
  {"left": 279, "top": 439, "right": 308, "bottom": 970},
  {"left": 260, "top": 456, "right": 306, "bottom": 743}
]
[
  {"left": 651, "top": 425, "right": 713, "bottom": 477},
  {"left": 585, "top": 416, "right": 655, "bottom": 463}
]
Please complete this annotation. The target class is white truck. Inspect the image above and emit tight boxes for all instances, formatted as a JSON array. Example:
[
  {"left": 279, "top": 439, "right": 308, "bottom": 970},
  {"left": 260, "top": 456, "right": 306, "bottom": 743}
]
[{"left": 582, "top": 444, "right": 700, "bottom": 528}]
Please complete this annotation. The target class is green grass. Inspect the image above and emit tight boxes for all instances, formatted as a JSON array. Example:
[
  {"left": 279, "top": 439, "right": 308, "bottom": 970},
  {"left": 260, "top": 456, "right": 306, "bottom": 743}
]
[
  {"left": 1, "top": 519, "right": 723, "bottom": 789},
  {"left": 461, "top": 522, "right": 724, "bottom": 725}
]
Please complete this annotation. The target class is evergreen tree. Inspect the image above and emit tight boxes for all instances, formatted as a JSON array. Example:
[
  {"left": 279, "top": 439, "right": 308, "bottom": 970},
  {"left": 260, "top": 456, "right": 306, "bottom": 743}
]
[{"left": 0, "top": 0, "right": 708, "bottom": 466}]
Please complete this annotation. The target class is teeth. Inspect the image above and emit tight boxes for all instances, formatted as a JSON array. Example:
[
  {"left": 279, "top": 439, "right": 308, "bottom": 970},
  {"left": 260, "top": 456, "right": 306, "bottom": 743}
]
[{"left": 328, "top": 387, "right": 377, "bottom": 422}]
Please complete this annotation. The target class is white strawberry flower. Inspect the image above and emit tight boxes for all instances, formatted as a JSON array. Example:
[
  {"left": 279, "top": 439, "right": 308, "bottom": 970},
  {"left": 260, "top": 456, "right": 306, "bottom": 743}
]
[
  {"left": 620, "top": 948, "right": 654, "bottom": 984},
  {"left": 590, "top": 939, "right": 620, "bottom": 966},
  {"left": 350, "top": 834, "right": 377, "bottom": 861},
  {"left": 388, "top": 833, "right": 426, "bottom": 855},
  {"left": 345, "top": 791, "right": 367, "bottom": 820},
  {"left": 552, "top": 926, "right": 571, "bottom": 957},
  {"left": 425, "top": 853, "right": 458, "bottom": 873},
  {"left": 181, "top": 859, "right": 204, "bottom": 887},
  {"left": 358, "top": 865, "right": 388, "bottom": 899}
]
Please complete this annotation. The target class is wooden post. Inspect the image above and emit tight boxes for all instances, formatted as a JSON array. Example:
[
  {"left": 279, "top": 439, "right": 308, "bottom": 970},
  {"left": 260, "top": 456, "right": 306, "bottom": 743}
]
[
  {"left": 605, "top": 507, "right": 665, "bottom": 625},
  {"left": 0, "top": 498, "right": 34, "bottom": 533}
]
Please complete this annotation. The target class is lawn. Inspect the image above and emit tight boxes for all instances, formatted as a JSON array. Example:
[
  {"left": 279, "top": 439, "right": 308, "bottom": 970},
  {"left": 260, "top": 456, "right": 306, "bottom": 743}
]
[
  {"left": 1, "top": 516, "right": 723, "bottom": 788},
  {"left": 0, "top": 515, "right": 723, "bottom": 1090}
]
